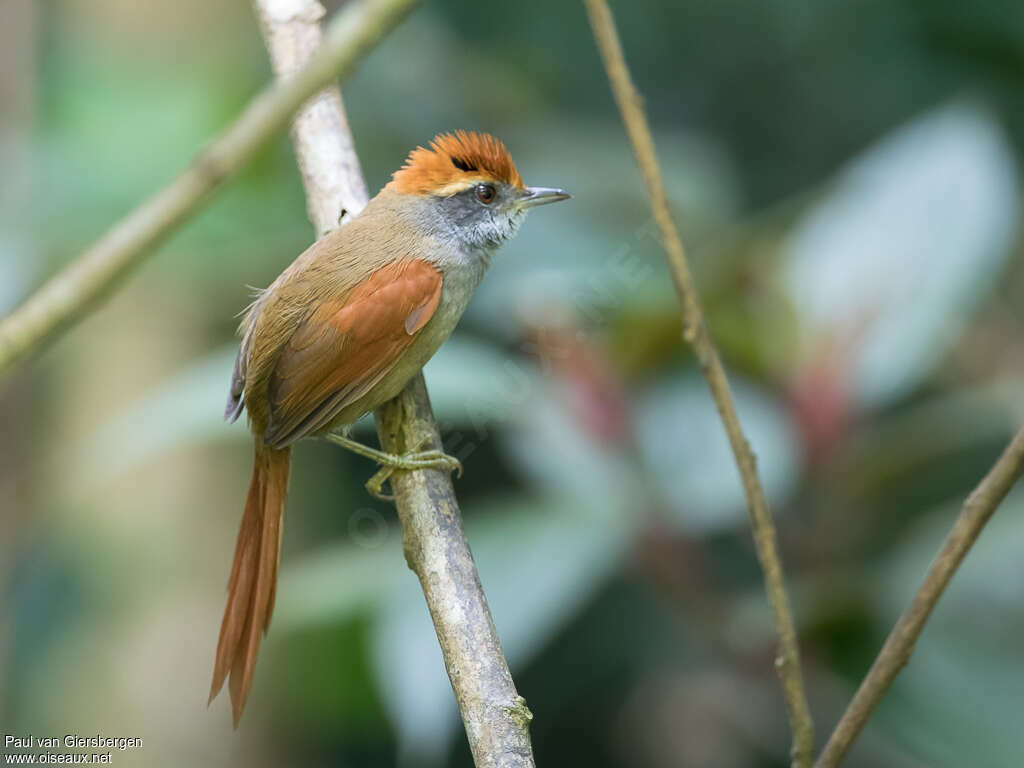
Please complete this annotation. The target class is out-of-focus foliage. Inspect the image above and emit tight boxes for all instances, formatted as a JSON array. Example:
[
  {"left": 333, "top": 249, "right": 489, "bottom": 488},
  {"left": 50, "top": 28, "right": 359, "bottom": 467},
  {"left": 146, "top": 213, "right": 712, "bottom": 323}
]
[
  {"left": 3, "top": 1, "right": 1024, "bottom": 767},
  {"left": 785, "top": 103, "right": 1019, "bottom": 408}
]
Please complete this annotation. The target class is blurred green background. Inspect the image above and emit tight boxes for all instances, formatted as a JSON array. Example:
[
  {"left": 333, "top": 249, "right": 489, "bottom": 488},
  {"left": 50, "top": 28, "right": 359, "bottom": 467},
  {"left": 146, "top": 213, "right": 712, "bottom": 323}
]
[{"left": 3, "top": 0, "right": 1024, "bottom": 766}]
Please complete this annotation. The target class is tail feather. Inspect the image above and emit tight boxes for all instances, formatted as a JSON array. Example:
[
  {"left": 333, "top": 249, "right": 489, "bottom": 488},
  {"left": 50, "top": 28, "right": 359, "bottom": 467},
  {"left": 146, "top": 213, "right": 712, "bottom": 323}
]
[{"left": 210, "top": 445, "right": 289, "bottom": 726}]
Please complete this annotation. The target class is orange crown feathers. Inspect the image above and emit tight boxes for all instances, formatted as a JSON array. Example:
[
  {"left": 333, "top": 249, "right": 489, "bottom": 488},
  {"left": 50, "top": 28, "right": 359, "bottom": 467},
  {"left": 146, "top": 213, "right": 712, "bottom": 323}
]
[{"left": 387, "top": 131, "right": 524, "bottom": 196}]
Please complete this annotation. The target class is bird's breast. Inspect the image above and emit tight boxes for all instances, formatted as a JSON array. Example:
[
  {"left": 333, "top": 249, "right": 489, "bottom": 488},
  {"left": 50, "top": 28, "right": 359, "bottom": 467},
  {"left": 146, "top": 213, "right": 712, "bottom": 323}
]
[{"left": 425, "top": 254, "right": 487, "bottom": 339}]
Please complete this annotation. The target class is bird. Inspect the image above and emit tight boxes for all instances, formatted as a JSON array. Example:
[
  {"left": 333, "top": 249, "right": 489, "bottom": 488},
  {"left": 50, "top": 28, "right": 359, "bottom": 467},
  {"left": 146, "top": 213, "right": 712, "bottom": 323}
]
[{"left": 209, "top": 131, "right": 570, "bottom": 725}]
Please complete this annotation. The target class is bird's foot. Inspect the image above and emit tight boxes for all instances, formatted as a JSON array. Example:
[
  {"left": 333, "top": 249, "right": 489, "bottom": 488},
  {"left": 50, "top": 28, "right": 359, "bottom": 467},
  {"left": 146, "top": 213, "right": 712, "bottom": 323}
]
[
  {"left": 363, "top": 447, "right": 462, "bottom": 501},
  {"left": 325, "top": 433, "right": 462, "bottom": 501}
]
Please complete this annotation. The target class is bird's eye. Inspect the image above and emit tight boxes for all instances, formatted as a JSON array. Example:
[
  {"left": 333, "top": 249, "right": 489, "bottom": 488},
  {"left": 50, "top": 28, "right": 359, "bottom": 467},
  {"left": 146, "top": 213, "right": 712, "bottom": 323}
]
[{"left": 475, "top": 183, "right": 496, "bottom": 205}]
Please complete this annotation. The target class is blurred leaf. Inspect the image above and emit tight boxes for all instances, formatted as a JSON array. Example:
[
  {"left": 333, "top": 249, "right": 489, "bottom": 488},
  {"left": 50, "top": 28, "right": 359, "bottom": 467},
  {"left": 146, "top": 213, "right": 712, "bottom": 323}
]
[
  {"left": 877, "top": 490, "right": 1024, "bottom": 630},
  {"left": 465, "top": 122, "right": 740, "bottom": 340},
  {"left": 276, "top": 494, "right": 631, "bottom": 765},
  {"left": 497, "top": 378, "right": 640, "bottom": 517},
  {"left": 0, "top": 233, "right": 34, "bottom": 315},
  {"left": 0, "top": 134, "right": 35, "bottom": 314},
  {"left": 825, "top": 380, "right": 1024, "bottom": 505},
  {"left": 370, "top": 497, "right": 630, "bottom": 766},
  {"left": 866, "top": 489, "right": 1024, "bottom": 766},
  {"left": 275, "top": 535, "right": 404, "bottom": 631},
  {"left": 67, "top": 346, "right": 243, "bottom": 489},
  {"left": 36, "top": 57, "right": 235, "bottom": 249},
  {"left": 784, "top": 101, "right": 1020, "bottom": 408},
  {"left": 634, "top": 373, "right": 800, "bottom": 532},
  {"left": 422, "top": 335, "right": 542, "bottom": 427}
]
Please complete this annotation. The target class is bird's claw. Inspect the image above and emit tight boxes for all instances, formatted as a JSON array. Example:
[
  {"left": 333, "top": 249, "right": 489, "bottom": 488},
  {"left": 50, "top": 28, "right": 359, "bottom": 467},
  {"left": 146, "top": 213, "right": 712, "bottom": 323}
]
[{"left": 363, "top": 441, "right": 463, "bottom": 502}]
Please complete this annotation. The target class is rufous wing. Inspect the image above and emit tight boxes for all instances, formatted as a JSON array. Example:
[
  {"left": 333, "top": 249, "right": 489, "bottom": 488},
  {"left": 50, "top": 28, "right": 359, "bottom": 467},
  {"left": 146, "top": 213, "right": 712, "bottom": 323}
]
[{"left": 262, "top": 259, "right": 442, "bottom": 447}]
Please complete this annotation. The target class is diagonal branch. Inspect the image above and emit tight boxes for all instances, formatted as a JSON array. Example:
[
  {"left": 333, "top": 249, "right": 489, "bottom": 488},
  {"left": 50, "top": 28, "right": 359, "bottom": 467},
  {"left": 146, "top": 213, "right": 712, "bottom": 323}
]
[
  {"left": 582, "top": 2, "right": 815, "bottom": 766},
  {"left": 252, "top": 2, "right": 536, "bottom": 766},
  {"left": 374, "top": 378, "right": 537, "bottom": 768},
  {"left": 0, "top": 0, "right": 418, "bottom": 382},
  {"left": 815, "top": 424, "right": 1024, "bottom": 768}
]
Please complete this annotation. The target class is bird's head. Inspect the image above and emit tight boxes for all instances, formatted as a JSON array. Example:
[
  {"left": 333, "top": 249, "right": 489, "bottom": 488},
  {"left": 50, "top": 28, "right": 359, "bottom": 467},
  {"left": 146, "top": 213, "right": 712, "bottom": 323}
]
[{"left": 386, "top": 131, "right": 570, "bottom": 252}]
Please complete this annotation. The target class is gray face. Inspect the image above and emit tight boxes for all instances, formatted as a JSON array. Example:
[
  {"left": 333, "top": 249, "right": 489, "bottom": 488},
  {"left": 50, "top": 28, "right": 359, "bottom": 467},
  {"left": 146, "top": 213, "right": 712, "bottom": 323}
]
[
  {"left": 432, "top": 182, "right": 571, "bottom": 254},
  {"left": 436, "top": 182, "right": 529, "bottom": 252}
]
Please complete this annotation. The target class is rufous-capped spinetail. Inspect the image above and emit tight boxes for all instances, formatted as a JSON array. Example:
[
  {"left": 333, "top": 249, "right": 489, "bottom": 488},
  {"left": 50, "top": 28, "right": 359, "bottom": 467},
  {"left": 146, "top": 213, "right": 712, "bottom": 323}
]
[{"left": 210, "top": 131, "right": 570, "bottom": 724}]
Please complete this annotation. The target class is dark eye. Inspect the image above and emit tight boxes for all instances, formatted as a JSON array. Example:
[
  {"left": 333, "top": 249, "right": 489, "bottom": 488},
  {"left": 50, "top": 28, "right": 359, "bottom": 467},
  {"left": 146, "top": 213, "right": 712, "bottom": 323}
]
[{"left": 475, "top": 183, "right": 496, "bottom": 205}]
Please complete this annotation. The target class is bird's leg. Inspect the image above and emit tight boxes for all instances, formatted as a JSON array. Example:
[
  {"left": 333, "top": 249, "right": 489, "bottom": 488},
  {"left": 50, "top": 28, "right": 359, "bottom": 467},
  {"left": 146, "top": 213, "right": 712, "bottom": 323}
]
[{"left": 325, "top": 432, "right": 463, "bottom": 501}]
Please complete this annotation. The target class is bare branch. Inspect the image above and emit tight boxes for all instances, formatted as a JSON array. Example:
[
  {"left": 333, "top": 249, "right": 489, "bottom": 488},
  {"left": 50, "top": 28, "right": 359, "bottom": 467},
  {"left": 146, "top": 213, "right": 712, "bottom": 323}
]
[
  {"left": 815, "top": 424, "right": 1024, "bottom": 767},
  {"left": 375, "top": 378, "right": 536, "bottom": 768},
  {"left": 253, "top": 1, "right": 536, "bottom": 765},
  {"left": 0, "top": 0, "right": 417, "bottom": 381},
  {"left": 582, "top": 2, "right": 815, "bottom": 765},
  {"left": 253, "top": 0, "right": 369, "bottom": 232}
]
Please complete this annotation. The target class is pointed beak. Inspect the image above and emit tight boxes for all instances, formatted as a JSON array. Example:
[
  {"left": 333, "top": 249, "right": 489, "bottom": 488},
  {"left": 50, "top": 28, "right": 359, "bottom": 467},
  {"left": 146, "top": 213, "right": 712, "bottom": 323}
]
[{"left": 518, "top": 186, "right": 572, "bottom": 208}]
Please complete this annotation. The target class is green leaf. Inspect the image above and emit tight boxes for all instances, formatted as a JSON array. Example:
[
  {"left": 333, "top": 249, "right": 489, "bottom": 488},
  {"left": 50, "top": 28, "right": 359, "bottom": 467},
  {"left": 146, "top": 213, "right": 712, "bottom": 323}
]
[
  {"left": 867, "top": 489, "right": 1024, "bottom": 765},
  {"left": 634, "top": 373, "right": 799, "bottom": 531},
  {"left": 370, "top": 497, "right": 630, "bottom": 765},
  {"left": 785, "top": 102, "right": 1019, "bottom": 408},
  {"left": 67, "top": 346, "right": 243, "bottom": 489}
]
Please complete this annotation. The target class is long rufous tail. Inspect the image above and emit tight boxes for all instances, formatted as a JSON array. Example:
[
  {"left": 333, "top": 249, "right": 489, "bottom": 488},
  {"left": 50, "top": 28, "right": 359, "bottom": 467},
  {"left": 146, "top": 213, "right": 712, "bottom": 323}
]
[{"left": 209, "top": 444, "right": 290, "bottom": 726}]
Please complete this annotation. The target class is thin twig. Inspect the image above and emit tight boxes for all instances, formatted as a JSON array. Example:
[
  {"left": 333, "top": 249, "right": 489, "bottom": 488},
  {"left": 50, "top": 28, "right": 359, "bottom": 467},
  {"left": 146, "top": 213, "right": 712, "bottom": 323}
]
[
  {"left": 815, "top": 424, "right": 1024, "bottom": 767},
  {"left": 253, "top": 2, "right": 536, "bottom": 765},
  {"left": 0, "top": 0, "right": 417, "bottom": 381},
  {"left": 582, "top": 2, "right": 815, "bottom": 765}
]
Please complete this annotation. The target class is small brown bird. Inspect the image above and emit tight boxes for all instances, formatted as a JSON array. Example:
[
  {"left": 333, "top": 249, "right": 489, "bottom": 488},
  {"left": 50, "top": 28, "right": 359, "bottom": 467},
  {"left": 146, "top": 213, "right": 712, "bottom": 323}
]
[{"left": 210, "top": 131, "right": 570, "bottom": 724}]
